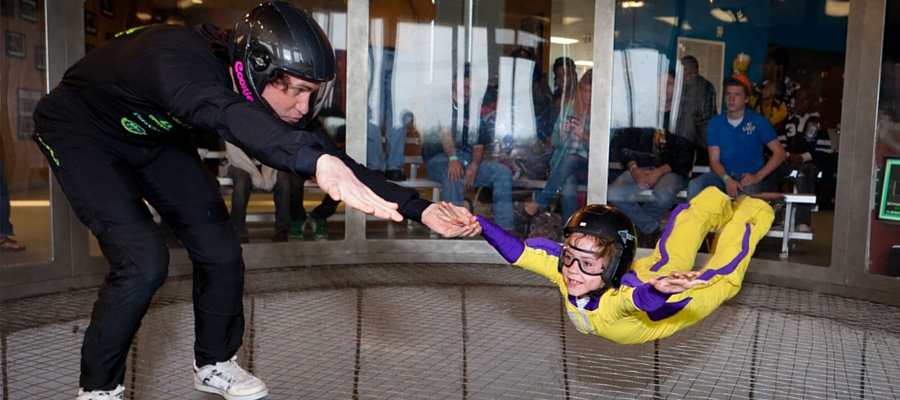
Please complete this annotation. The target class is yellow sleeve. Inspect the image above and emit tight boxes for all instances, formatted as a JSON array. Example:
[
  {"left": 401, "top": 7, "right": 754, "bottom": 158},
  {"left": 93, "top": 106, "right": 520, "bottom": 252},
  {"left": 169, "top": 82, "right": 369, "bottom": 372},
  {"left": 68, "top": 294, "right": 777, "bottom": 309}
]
[{"left": 513, "top": 246, "right": 565, "bottom": 286}]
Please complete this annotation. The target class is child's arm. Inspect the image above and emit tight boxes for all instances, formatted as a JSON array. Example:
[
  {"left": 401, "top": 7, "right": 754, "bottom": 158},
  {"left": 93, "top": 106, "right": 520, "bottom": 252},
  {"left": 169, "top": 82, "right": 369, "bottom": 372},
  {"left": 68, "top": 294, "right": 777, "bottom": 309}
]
[
  {"left": 476, "top": 215, "right": 563, "bottom": 281},
  {"left": 477, "top": 215, "right": 524, "bottom": 263},
  {"left": 604, "top": 271, "right": 709, "bottom": 319},
  {"left": 648, "top": 271, "right": 708, "bottom": 293}
]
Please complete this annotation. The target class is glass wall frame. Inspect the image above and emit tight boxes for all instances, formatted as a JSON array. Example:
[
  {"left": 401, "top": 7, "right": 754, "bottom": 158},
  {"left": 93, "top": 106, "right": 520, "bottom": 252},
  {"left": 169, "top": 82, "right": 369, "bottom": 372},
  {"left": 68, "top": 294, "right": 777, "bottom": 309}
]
[{"left": 3, "top": 0, "right": 900, "bottom": 308}]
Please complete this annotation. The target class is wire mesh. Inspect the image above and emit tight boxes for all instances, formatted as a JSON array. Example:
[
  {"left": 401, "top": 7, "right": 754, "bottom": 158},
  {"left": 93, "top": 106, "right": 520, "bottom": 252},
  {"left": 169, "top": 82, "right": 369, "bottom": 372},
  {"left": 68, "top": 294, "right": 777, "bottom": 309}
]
[{"left": 2, "top": 263, "right": 899, "bottom": 399}]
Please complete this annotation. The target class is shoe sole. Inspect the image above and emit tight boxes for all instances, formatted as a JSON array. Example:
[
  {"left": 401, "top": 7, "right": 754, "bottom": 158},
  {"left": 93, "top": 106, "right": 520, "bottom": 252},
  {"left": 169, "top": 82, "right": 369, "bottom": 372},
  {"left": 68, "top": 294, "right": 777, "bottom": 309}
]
[{"left": 195, "top": 382, "right": 269, "bottom": 400}]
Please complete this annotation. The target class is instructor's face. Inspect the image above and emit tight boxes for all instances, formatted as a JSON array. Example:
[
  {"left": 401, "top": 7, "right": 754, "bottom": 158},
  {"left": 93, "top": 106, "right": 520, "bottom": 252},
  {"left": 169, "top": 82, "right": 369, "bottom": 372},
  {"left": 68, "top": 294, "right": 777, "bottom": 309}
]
[{"left": 261, "top": 75, "right": 321, "bottom": 124}]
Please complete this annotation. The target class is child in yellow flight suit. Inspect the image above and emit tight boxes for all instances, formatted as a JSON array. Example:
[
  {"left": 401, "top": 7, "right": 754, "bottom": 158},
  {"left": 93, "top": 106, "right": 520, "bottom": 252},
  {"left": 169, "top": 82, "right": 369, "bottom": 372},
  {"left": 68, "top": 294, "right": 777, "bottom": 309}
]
[{"left": 464, "top": 187, "right": 776, "bottom": 344}]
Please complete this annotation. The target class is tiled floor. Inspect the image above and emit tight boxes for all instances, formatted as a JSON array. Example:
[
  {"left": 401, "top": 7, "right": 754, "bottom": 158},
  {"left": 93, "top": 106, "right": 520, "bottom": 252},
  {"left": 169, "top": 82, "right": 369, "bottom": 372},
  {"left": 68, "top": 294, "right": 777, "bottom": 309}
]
[{"left": 3, "top": 264, "right": 899, "bottom": 399}]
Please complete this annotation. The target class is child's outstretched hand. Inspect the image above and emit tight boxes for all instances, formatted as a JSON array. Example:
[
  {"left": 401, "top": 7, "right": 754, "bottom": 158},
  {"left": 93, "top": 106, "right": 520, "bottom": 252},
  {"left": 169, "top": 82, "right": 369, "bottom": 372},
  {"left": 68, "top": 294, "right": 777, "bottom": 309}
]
[
  {"left": 648, "top": 271, "right": 708, "bottom": 293},
  {"left": 423, "top": 201, "right": 481, "bottom": 237}
]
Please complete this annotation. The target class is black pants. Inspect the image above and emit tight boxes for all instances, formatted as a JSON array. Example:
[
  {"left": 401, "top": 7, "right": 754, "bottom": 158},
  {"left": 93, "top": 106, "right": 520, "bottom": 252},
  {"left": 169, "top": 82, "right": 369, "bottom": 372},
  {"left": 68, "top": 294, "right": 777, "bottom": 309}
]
[{"left": 34, "top": 130, "right": 245, "bottom": 391}]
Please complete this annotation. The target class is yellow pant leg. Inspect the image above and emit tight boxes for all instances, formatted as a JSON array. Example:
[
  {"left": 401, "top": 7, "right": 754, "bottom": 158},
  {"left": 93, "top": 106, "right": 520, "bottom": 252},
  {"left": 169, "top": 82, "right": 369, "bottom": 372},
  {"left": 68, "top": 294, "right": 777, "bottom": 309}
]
[
  {"left": 639, "top": 196, "right": 774, "bottom": 338},
  {"left": 633, "top": 187, "right": 733, "bottom": 281},
  {"left": 673, "top": 195, "right": 775, "bottom": 312}
]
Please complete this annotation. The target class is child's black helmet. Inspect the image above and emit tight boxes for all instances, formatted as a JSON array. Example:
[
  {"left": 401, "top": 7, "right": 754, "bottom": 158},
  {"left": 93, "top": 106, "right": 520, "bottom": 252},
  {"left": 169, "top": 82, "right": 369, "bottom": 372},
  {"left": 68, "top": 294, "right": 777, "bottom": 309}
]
[
  {"left": 230, "top": 1, "right": 335, "bottom": 127},
  {"left": 563, "top": 204, "right": 637, "bottom": 290}
]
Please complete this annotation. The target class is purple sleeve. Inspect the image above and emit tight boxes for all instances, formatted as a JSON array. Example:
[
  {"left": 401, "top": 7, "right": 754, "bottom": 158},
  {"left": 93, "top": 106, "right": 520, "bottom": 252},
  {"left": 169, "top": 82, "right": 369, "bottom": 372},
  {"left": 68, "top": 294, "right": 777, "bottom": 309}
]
[
  {"left": 477, "top": 215, "right": 524, "bottom": 263},
  {"left": 632, "top": 284, "right": 674, "bottom": 312}
]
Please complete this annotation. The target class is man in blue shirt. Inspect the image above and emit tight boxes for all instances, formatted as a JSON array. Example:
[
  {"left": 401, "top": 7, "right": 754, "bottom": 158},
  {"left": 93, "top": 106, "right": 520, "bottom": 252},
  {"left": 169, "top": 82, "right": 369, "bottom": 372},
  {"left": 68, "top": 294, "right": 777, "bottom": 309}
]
[{"left": 687, "top": 76, "right": 786, "bottom": 200}]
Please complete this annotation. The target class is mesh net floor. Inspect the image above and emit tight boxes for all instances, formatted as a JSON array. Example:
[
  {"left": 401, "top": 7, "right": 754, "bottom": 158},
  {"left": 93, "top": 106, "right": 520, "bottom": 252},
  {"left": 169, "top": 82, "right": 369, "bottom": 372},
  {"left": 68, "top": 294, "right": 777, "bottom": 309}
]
[{"left": 2, "top": 263, "right": 900, "bottom": 399}]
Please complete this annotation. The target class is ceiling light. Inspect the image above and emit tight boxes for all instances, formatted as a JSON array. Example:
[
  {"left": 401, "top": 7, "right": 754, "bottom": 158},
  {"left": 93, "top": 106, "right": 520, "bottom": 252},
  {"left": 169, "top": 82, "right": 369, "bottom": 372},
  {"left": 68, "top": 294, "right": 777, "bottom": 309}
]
[
  {"left": 654, "top": 16, "right": 678, "bottom": 26},
  {"left": 622, "top": 1, "right": 644, "bottom": 8},
  {"left": 550, "top": 36, "right": 579, "bottom": 45},
  {"left": 710, "top": 8, "right": 747, "bottom": 23},
  {"left": 561, "top": 17, "right": 582, "bottom": 25},
  {"left": 825, "top": 0, "right": 849, "bottom": 17},
  {"left": 574, "top": 60, "right": 593, "bottom": 67},
  {"left": 136, "top": 12, "right": 152, "bottom": 21}
]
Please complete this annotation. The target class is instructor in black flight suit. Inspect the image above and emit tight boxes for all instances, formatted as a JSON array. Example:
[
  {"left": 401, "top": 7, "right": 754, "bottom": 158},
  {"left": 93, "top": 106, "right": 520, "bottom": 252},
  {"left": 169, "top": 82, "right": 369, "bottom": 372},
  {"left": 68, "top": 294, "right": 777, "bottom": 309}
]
[{"left": 33, "top": 2, "right": 477, "bottom": 399}]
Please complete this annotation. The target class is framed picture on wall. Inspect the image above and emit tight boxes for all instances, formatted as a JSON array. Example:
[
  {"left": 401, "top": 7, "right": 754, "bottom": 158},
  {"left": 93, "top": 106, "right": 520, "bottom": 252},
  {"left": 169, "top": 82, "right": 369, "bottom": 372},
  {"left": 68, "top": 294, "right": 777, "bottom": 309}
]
[
  {"left": 17, "top": 88, "right": 42, "bottom": 140},
  {"left": 1, "top": 0, "right": 15, "bottom": 18},
  {"left": 19, "top": 0, "right": 36, "bottom": 22},
  {"left": 85, "top": 11, "right": 98, "bottom": 35},
  {"left": 100, "top": 0, "right": 114, "bottom": 18},
  {"left": 5, "top": 30, "right": 26, "bottom": 58},
  {"left": 35, "top": 45, "right": 45, "bottom": 71}
]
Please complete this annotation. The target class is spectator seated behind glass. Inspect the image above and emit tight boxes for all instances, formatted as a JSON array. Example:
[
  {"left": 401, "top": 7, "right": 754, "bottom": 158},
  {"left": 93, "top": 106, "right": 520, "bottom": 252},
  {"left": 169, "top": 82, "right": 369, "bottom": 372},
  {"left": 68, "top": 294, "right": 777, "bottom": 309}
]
[
  {"left": 687, "top": 75, "right": 786, "bottom": 200},
  {"left": 365, "top": 0, "right": 437, "bottom": 182},
  {"left": 520, "top": 69, "right": 593, "bottom": 223},
  {"left": 224, "top": 142, "right": 298, "bottom": 243},
  {"left": 608, "top": 70, "right": 696, "bottom": 248},
  {"left": 675, "top": 56, "right": 718, "bottom": 166},
  {"left": 482, "top": 49, "right": 557, "bottom": 181},
  {"left": 421, "top": 65, "right": 514, "bottom": 231},
  {"left": 750, "top": 80, "right": 788, "bottom": 133},
  {"left": 753, "top": 46, "right": 802, "bottom": 116},
  {"left": 762, "top": 88, "right": 830, "bottom": 233}
]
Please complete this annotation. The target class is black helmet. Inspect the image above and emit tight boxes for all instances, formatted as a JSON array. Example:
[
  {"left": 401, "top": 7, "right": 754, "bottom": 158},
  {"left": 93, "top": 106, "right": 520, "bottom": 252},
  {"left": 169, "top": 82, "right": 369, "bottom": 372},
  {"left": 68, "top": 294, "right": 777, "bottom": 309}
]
[
  {"left": 561, "top": 204, "right": 637, "bottom": 292},
  {"left": 230, "top": 1, "right": 336, "bottom": 127}
]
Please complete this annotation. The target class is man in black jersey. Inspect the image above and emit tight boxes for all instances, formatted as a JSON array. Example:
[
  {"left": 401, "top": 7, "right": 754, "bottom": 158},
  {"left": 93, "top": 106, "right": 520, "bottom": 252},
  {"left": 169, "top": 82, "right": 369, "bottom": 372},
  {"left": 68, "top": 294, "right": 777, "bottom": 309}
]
[{"left": 33, "top": 2, "right": 477, "bottom": 399}]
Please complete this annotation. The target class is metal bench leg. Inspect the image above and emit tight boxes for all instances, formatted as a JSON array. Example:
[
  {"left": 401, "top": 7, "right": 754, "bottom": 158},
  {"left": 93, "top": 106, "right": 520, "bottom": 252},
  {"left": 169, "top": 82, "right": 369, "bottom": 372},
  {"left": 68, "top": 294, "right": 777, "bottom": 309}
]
[{"left": 779, "top": 202, "right": 794, "bottom": 258}]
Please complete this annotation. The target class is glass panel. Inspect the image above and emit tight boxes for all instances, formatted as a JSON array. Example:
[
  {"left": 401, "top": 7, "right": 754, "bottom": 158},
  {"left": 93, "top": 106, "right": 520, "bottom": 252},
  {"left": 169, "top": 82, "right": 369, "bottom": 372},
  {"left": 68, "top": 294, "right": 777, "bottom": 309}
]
[
  {"left": 610, "top": 0, "right": 846, "bottom": 266},
  {"left": 365, "top": 0, "right": 596, "bottom": 239},
  {"left": 84, "top": 0, "right": 350, "bottom": 256},
  {"left": 1, "top": 0, "right": 50, "bottom": 265},
  {"left": 870, "top": 0, "right": 900, "bottom": 277}
]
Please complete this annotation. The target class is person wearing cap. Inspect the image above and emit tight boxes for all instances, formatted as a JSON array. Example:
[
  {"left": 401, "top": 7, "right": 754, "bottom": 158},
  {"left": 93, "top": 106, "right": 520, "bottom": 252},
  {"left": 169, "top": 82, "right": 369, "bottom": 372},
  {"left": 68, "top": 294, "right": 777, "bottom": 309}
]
[
  {"left": 32, "top": 2, "right": 477, "bottom": 399},
  {"left": 687, "top": 75, "right": 786, "bottom": 200}
]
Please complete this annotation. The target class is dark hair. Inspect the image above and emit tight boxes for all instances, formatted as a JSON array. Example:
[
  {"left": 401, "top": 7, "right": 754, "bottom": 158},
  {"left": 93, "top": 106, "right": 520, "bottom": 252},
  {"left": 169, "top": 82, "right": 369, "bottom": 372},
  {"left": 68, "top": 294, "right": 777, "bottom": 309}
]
[
  {"left": 453, "top": 62, "right": 471, "bottom": 80},
  {"left": 769, "top": 47, "right": 790, "bottom": 70},
  {"left": 553, "top": 56, "right": 576, "bottom": 72},
  {"left": 667, "top": 68, "right": 676, "bottom": 79},
  {"left": 723, "top": 76, "right": 750, "bottom": 97},
  {"left": 196, "top": 24, "right": 231, "bottom": 64},
  {"left": 681, "top": 55, "right": 698, "bottom": 64}
]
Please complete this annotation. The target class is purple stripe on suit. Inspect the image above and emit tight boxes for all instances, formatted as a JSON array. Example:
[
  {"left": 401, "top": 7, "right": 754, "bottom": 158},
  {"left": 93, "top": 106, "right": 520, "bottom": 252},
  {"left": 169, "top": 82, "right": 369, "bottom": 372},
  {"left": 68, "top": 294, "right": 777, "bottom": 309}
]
[
  {"left": 650, "top": 203, "right": 691, "bottom": 272},
  {"left": 645, "top": 222, "right": 751, "bottom": 321}
]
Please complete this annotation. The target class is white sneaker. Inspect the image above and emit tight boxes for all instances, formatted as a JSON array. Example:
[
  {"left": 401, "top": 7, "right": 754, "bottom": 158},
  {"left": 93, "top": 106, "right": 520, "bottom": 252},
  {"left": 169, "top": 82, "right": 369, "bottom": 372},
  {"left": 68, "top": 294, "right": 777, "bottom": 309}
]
[
  {"left": 796, "top": 224, "right": 812, "bottom": 233},
  {"left": 193, "top": 356, "right": 268, "bottom": 400},
  {"left": 76, "top": 385, "right": 124, "bottom": 400}
]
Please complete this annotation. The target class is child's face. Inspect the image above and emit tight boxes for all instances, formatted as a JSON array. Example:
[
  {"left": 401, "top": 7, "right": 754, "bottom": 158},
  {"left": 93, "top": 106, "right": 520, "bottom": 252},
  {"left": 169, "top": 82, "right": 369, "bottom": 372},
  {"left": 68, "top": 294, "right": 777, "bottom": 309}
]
[{"left": 561, "top": 235, "right": 606, "bottom": 297}]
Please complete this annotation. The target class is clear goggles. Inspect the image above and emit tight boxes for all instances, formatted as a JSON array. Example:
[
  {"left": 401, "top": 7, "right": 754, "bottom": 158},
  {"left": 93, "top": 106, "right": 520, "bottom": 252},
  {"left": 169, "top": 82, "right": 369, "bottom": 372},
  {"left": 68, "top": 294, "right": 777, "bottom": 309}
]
[
  {"left": 560, "top": 243, "right": 605, "bottom": 276},
  {"left": 304, "top": 79, "right": 334, "bottom": 123}
]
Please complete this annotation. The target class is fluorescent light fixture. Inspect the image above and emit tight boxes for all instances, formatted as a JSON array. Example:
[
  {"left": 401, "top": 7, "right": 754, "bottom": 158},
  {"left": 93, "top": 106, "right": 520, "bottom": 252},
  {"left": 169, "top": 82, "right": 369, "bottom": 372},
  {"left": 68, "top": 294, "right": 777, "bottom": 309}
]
[
  {"left": 177, "top": 0, "right": 202, "bottom": 8},
  {"left": 550, "top": 36, "right": 579, "bottom": 45},
  {"left": 561, "top": 17, "right": 582, "bottom": 25},
  {"left": 574, "top": 60, "right": 593, "bottom": 67},
  {"left": 654, "top": 16, "right": 678, "bottom": 26},
  {"left": 710, "top": 8, "right": 747, "bottom": 23},
  {"left": 825, "top": 0, "right": 849, "bottom": 17},
  {"left": 622, "top": 1, "right": 644, "bottom": 8}
]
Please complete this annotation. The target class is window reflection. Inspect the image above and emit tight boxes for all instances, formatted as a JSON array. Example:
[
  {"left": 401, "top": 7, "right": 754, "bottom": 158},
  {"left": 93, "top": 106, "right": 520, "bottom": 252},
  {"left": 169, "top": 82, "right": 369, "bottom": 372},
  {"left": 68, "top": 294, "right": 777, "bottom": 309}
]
[
  {"left": 365, "top": 0, "right": 596, "bottom": 239},
  {"left": 1, "top": 0, "right": 49, "bottom": 265}
]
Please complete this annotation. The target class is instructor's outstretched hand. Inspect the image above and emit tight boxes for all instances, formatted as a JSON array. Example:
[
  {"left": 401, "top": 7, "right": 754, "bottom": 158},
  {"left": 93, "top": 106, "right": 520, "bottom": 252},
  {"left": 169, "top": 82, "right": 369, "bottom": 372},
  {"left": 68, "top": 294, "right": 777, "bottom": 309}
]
[
  {"left": 423, "top": 202, "right": 480, "bottom": 237},
  {"left": 315, "top": 154, "right": 403, "bottom": 222}
]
